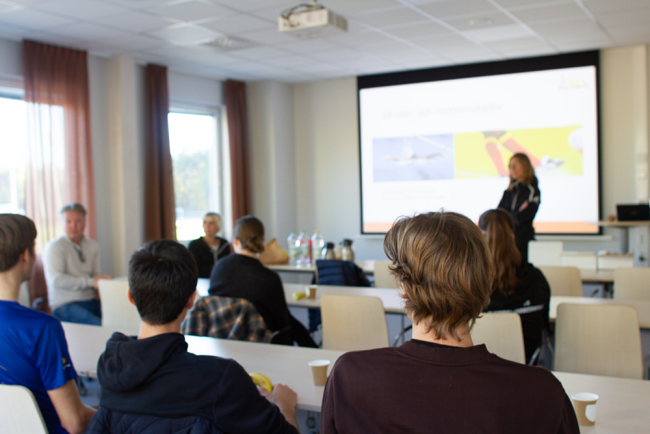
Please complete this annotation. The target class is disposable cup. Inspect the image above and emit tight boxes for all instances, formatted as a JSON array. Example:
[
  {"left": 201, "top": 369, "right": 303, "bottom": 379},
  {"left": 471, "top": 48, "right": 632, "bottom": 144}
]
[
  {"left": 307, "top": 285, "right": 317, "bottom": 299},
  {"left": 308, "top": 359, "right": 330, "bottom": 386},
  {"left": 570, "top": 393, "right": 599, "bottom": 426}
]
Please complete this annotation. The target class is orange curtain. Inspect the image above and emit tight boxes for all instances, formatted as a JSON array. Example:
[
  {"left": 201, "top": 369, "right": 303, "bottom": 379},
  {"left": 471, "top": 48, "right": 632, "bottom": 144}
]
[
  {"left": 224, "top": 80, "right": 251, "bottom": 225},
  {"left": 144, "top": 64, "right": 176, "bottom": 241},
  {"left": 22, "top": 40, "right": 96, "bottom": 251}
]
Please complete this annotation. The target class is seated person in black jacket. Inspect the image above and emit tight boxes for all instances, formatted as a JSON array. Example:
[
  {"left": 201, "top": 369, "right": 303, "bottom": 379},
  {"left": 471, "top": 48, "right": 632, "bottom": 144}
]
[
  {"left": 87, "top": 240, "right": 299, "bottom": 434},
  {"left": 479, "top": 209, "right": 551, "bottom": 364},
  {"left": 209, "top": 215, "right": 317, "bottom": 348},
  {"left": 188, "top": 212, "right": 231, "bottom": 278}
]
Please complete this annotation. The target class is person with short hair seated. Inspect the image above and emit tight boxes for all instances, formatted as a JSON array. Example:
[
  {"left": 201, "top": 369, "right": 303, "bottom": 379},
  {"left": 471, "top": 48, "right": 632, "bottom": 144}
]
[
  {"left": 188, "top": 212, "right": 231, "bottom": 278},
  {"left": 87, "top": 240, "right": 299, "bottom": 434},
  {"left": 209, "top": 215, "right": 316, "bottom": 347},
  {"left": 0, "top": 214, "right": 96, "bottom": 434},
  {"left": 480, "top": 208, "right": 551, "bottom": 364},
  {"left": 321, "top": 212, "right": 579, "bottom": 434}
]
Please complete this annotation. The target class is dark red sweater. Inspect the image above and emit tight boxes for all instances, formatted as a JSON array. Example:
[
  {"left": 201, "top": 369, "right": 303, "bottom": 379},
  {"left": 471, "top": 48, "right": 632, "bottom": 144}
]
[{"left": 321, "top": 340, "right": 579, "bottom": 434}]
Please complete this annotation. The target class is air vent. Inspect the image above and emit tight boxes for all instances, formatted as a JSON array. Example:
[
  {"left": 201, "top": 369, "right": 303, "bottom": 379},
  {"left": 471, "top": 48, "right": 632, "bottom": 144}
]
[{"left": 201, "top": 36, "right": 256, "bottom": 51}]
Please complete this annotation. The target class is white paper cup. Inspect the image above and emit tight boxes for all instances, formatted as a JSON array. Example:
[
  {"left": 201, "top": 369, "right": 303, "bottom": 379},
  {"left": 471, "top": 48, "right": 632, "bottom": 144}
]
[
  {"left": 570, "top": 393, "right": 599, "bottom": 426},
  {"left": 308, "top": 359, "right": 330, "bottom": 386}
]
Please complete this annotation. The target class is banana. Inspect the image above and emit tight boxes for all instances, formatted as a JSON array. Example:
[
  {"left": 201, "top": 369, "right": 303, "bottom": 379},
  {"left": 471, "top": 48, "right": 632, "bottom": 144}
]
[
  {"left": 249, "top": 372, "right": 273, "bottom": 392},
  {"left": 292, "top": 291, "right": 306, "bottom": 300}
]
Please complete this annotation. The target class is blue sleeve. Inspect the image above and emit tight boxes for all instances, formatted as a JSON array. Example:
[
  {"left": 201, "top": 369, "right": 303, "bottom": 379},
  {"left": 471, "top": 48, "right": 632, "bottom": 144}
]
[{"left": 35, "top": 320, "right": 78, "bottom": 391}]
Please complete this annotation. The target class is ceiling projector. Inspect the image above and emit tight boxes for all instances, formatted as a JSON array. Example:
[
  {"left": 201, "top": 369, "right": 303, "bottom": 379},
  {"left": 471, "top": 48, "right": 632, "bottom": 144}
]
[{"left": 279, "top": 1, "right": 348, "bottom": 39}]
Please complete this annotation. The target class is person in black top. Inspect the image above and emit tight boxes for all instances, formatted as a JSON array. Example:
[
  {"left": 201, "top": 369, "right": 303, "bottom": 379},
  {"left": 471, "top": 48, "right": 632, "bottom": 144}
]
[
  {"left": 479, "top": 209, "right": 551, "bottom": 364},
  {"left": 87, "top": 239, "right": 299, "bottom": 434},
  {"left": 209, "top": 215, "right": 316, "bottom": 347},
  {"left": 188, "top": 212, "right": 231, "bottom": 278},
  {"left": 498, "top": 152, "right": 540, "bottom": 262}
]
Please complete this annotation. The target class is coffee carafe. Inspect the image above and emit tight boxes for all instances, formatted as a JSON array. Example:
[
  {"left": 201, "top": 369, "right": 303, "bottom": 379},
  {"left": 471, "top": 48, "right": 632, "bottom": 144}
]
[{"left": 341, "top": 239, "right": 355, "bottom": 262}]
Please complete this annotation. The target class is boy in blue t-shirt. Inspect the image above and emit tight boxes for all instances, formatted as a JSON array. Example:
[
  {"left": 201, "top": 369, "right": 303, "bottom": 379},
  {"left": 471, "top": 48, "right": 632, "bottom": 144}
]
[{"left": 0, "top": 214, "right": 96, "bottom": 434}]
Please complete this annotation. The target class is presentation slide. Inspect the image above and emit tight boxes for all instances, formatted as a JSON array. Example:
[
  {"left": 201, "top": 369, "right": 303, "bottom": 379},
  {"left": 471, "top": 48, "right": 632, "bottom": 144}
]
[{"left": 359, "top": 65, "right": 600, "bottom": 234}]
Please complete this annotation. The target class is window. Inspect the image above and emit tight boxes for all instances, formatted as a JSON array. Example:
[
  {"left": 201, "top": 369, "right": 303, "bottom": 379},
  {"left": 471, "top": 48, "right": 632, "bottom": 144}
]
[
  {"left": 168, "top": 108, "right": 224, "bottom": 241},
  {"left": 0, "top": 96, "right": 27, "bottom": 214}
]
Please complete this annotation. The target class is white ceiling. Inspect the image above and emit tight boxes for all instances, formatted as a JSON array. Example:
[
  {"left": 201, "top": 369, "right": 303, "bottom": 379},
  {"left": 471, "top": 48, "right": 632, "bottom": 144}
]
[{"left": 0, "top": 0, "right": 648, "bottom": 82}]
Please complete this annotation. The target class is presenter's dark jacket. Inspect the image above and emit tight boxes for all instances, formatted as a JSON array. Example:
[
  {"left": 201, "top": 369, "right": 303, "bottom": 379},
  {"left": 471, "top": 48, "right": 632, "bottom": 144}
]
[
  {"left": 498, "top": 177, "right": 540, "bottom": 259},
  {"left": 188, "top": 237, "right": 231, "bottom": 278}
]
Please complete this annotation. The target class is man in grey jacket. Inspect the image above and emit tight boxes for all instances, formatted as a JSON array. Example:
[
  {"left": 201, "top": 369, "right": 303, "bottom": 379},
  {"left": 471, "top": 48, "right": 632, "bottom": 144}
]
[{"left": 43, "top": 203, "right": 111, "bottom": 325}]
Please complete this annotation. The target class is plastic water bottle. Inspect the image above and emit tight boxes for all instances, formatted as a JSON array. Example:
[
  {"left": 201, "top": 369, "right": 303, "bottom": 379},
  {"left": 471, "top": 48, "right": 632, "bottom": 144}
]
[
  {"left": 311, "top": 230, "right": 324, "bottom": 261},
  {"left": 296, "top": 231, "right": 310, "bottom": 267},
  {"left": 287, "top": 231, "right": 297, "bottom": 265}
]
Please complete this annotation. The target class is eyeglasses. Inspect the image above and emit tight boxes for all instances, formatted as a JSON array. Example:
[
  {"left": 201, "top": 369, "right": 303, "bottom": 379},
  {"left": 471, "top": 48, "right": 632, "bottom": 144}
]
[
  {"left": 509, "top": 162, "right": 521, "bottom": 169},
  {"left": 72, "top": 243, "right": 85, "bottom": 263}
]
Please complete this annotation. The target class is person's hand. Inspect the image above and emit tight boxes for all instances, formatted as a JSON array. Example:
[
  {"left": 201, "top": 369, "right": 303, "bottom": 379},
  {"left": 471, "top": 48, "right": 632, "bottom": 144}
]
[
  {"left": 260, "top": 384, "right": 297, "bottom": 411},
  {"left": 260, "top": 384, "right": 298, "bottom": 429},
  {"left": 519, "top": 201, "right": 529, "bottom": 212},
  {"left": 93, "top": 275, "right": 112, "bottom": 289}
]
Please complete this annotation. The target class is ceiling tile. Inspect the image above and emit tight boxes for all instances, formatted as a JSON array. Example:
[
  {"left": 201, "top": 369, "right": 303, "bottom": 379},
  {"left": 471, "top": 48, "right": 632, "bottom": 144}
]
[
  {"left": 497, "top": 0, "right": 573, "bottom": 7},
  {"left": 383, "top": 20, "right": 449, "bottom": 39},
  {"left": 88, "top": 33, "right": 167, "bottom": 52},
  {"left": 237, "top": 27, "right": 297, "bottom": 45},
  {"left": 528, "top": 18, "right": 612, "bottom": 43},
  {"left": 555, "top": 38, "right": 615, "bottom": 52},
  {"left": 448, "top": 51, "right": 504, "bottom": 64},
  {"left": 413, "top": 33, "right": 487, "bottom": 56},
  {"left": 597, "top": 7, "right": 650, "bottom": 27},
  {"left": 47, "top": 22, "right": 125, "bottom": 41},
  {"left": 277, "top": 38, "right": 344, "bottom": 54},
  {"left": 463, "top": 23, "right": 532, "bottom": 43},
  {"left": 581, "top": 0, "right": 650, "bottom": 14},
  {"left": 0, "top": 3, "right": 18, "bottom": 13},
  {"left": 34, "top": 0, "right": 127, "bottom": 20},
  {"left": 355, "top": 7, "right": 428, "bottom": 27},
  {"left": 261, "top": 55, "right": 313, "bottom": 68},
  {"left": 212, "top": 0, "right": 293, "bottom": 13},
  {"left": 313, "top": 0, "right": 401, "bottom": 16},
  {"left": 148, "top": 23, "right": 221, "bottom": 44},
  {"left": 501, "top": 46, "right": 558, "bottom": 59},
  {"left": 0, "top": 7, "right": 75, "bottom": 29},
  {"left": 149, "top": 0, "right": 236, "bottom": 23},
  {"left": 487, "top": 36, "right": 548, "bottom": 51},
  {"left": 417, "top": 0, "right": 499, "bottom": 19},
  {"left": 94, "top": 10, "right": 176, "bottom": 33},
  {"left": 442, "top": 11, "right": 515, "bottom": 31},
  {"left": 200, "top": 13, "right": 271, "bottom": 34},
  {"left": 509, "top": 3, "right": 586, "bottom": 23},
  {"left": 399, "top": 57, "right": 453, "bottom": 70},
  {"left": 232, "top": 45, "right": 292, "bottom": 60},
  {"left": 325, "top": 29, "right": 395, "bottom": 48}
]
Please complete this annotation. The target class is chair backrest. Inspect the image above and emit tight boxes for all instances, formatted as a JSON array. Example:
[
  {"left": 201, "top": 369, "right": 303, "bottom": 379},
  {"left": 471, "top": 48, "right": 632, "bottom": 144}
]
[
  {"left": 320, "top": 294, "right": 389, "bottom": 351},
  {"left": 470, "top": 313, "right": 526, "bottom": 364},
  {"left": 528, "top": 241, "right": 563, "bottom": 266},
  {"left": 98, "top": 279, "right": 141, "bottom": 332},
  {"left": 554, "top": 303, "right": 643, "bottom": 379},
  {"left": 373, "top": 260, "right": 398, "bottom": 289},
  {"left": 181, "top": 296, "right": 273, "bottom": 343},
  {"left": 614, "top": 268, "right": 650, "bottom": 301},
  {"left": 315, "top": 260, "right": 371, "bottom": 287},
  {"left": 0, "top": 385, "right": 48, "bottom": 434},
  {"left": 538, "top": 266, "right": 583, "bottom": 297},
  {"left": 560, "top": 251, "right": 597, "bottom": 270}
]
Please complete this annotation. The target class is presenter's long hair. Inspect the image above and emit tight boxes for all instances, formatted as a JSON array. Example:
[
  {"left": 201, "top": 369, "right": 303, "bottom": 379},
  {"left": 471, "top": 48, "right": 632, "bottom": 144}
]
[
  {"left": 508, "top": 153, "right": 535, "bottom": 189},
  {"left": 479, "top": 209, "right": 522, "bottom": 296}
]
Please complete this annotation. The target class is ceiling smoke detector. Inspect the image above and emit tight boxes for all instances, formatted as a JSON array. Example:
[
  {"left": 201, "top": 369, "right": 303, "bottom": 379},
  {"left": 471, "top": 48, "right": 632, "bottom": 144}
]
[
  {"left": 201, "top": 36, "right": 256, "bottom": 51},
  {"left": 279, "top": 0, "right": 347, "bottom": 39}
]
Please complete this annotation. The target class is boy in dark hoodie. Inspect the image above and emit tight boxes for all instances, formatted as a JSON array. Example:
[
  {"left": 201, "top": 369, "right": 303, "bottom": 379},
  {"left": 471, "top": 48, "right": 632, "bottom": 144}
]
[{"left": 87, "top": 240, "right": 299, "bottom": 434}]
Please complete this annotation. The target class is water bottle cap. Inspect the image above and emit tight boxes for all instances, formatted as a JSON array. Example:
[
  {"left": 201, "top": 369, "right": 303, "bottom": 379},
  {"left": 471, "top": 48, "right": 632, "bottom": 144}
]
[
  {"left": 326, "top": 242, "right": 334, "bottom": 248},
  {"left": 343, "top": 239, "right": 353, "bottom": 246}
]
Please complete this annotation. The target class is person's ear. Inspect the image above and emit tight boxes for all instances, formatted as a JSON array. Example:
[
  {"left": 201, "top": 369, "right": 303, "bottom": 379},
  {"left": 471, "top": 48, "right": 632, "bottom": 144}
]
[
  {"left": 185, "top": 291, "right": 197, "bottom": 309},
  {"left": 127, "top": 288, "right": 136, "bottom": 306}
]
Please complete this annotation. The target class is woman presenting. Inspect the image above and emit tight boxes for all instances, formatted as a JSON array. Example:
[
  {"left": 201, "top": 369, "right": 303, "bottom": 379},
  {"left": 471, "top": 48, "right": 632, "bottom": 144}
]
[
  {"left": 188, "top": 212, "right": 231, "bottom": 278},
  {"left": 498, "top": 153, "right": 540, "bottom": 262}
]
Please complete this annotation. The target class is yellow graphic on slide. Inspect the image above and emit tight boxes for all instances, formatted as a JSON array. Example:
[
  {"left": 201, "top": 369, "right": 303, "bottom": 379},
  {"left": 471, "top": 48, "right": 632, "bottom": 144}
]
[{"left": 455, "top": 126, "right": 584, "bottom": 179}]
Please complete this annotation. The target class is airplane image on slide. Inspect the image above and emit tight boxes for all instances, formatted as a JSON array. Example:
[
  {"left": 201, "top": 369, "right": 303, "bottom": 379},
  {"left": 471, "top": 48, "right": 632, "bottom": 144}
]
[{"left": 373, "top": 134, "right": 454, "bottom": 182}]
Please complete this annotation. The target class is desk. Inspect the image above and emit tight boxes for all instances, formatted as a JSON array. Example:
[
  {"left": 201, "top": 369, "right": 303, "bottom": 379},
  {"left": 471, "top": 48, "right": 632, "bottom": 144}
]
[
  {"left": 283, "top": 283, "right": 404, "bottom": 313},
  {"left": 62, "top": 323, "right": 344, "bottom": 412},
  {"left": 268, "top": 261, "right": 375, "bottom": 276},
  {"left": 552, "top": 371, "right": 650, "bottom": 433},
  {"left": 61, "top": 324, "right": 650, "bottom": 432},
  {"left": 598, "top": 220, "right": 650, "bottom": 254},
  {"left": 579, "top": 269, "right": 614, "bottom": 284}
]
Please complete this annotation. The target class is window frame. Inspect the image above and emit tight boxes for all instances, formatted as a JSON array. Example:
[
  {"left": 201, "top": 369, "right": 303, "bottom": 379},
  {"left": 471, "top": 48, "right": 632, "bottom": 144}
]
[{"left": 168, "top": 102, "right": 227, "bottom": 241}]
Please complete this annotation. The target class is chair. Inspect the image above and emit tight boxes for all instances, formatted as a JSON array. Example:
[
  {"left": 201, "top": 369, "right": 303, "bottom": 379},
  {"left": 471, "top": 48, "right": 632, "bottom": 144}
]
[
  {"left": 528, "top": 241, "right": 563, "bottom": 266},
  {"left": 373, "top": 260, "right": 399, "bottom": 289},
  {"left": 470, "top": 313, "right": 526, "bottom": 364},
  {"left": 98, "top": 279, "right": 141, "bottom": 332},
  {"left": 538, "top": 266, "right": 584, "bottom": 297},
  {"left": 614, "top": 268, "right": 650, "bottom": 301},
  {"left": 554, "top": 303, "right": 643, "bottom": 379},
  {"left": 320, "top": 294, "right": 389, "bottom": 351},
  {"left": 181, "top": 295, "right": 274, "bottom": 343},
  {"left": 0, "top": 384, "right": 48, "bottom": 434}
]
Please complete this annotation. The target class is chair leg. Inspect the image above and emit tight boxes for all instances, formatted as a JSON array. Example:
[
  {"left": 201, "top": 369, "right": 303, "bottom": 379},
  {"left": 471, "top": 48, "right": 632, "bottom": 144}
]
[
  {"left": 75, "top": 377, "right": 87, "bottom": 397},
  {"left": 393, "top": 325, "right": 412, "bottom": 347}
]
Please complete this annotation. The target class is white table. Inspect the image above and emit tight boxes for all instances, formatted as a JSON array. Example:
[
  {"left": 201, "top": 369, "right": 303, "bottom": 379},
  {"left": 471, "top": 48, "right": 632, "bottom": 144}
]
[
  {"left": 61, "top": 323, "right": 650, "bottom": 432},
  {"left": 283, "top": 283, "right": 404, "bottom": 313},
  {"left": 62, "top": 323, "right": 344, "bottom": 412}
]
